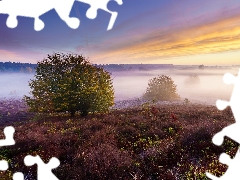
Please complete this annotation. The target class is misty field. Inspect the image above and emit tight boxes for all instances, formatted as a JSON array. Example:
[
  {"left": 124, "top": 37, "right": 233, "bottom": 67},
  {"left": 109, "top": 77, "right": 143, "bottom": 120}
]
[
  {"left": 0, "top": 67, "right": 237, "bottom": 105},
  {"left": 0, "top": 66, "right": 239, "bottom": 179}
]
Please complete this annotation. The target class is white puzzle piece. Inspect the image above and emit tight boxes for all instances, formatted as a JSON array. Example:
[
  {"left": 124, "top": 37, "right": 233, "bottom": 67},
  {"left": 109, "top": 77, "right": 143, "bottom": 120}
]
[
  {"left": 24, "top": 155, "right": 60, "bottom": 180},
  {"left": 0, "top": 0, "right": 123, "bottom": 31},
  {"left": 0, "top": 126, "right": 15, "bottom": 147},
  {"left": 0, "top": 160, "right": 8, "bottom": 171},
  {"left": 0, "top": 126, "right": 18, "bottom": 178},
  {"left": 77, "top": 0, "right": 123, "bottom": 30},
  {"left": 12, "top": 172, "right": 24, "bottom": 180},
  {"left": 207, "top": 69, "right": 240, "bottom": 179}
]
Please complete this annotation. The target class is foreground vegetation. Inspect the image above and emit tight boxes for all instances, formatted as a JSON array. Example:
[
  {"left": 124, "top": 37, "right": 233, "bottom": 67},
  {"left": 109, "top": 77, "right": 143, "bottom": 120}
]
[{"left": 0, "top": 100, "right": 238, "bottom": 179}]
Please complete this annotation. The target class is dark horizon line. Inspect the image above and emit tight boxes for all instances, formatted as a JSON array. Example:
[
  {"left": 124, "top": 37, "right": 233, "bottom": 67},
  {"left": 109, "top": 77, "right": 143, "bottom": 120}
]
[{"left": 0, "top": 61, "right": 239, "bottom": 67}]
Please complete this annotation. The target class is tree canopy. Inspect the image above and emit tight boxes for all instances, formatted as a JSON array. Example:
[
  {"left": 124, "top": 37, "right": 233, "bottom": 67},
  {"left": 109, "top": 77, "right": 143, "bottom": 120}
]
[
  {"left": 143, "top": 75, "right": 180, "bottom": 101},
  {"left": 24, "top": 53, "right": 114, "bottom": 116}
]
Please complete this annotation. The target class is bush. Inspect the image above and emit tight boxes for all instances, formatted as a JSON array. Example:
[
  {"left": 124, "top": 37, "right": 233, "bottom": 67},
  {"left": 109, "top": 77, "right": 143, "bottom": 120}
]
[
  {"left": 24, "top": 53, "right": 114, "bottom": 116},
  {"left": 184, "top": 74, "right": 200, "bottom": 85},
  {"left": 143, "top": 75, "right": 180, "bottom": 101},
  {"left": 198, "top": 64, "right": 204, "bottom": 70}
]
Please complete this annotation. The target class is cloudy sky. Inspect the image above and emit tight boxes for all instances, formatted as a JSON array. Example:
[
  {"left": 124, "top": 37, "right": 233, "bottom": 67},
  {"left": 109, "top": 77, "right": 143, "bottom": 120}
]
[{"left": 1, "top": 0, "right": 240, "bottom": 65}]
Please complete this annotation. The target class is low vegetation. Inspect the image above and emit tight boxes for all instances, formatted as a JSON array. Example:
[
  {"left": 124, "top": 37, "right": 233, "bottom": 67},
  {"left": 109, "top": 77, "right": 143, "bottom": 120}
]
[{"left": 0, "top": 100, "right": 237, "bottom": 180}]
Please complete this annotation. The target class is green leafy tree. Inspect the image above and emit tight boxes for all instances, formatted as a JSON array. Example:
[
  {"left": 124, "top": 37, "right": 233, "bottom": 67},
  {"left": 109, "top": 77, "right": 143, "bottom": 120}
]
[
  {"left": 143, "top": 75, "right": 180, "bottom": 101},
  {"left": 24, "top": 53, "right": 114, "bottom": 116}
]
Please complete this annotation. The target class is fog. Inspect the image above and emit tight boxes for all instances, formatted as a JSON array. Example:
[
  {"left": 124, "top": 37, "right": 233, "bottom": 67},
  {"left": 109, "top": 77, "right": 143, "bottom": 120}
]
[
  {"left": 0, "top": 67, "right": 238, "bottom": 106},
  {"left": 0, "top": 73, "right": 33, "bottom": 99},
  {"left": 112, "top": 68, "right": 238, "bottom": 105}
]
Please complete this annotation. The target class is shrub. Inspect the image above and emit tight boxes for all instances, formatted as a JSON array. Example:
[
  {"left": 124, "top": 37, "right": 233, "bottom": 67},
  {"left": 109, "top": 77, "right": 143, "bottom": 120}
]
[
  {"left": 184, "top": 74, "right": 200, "bottom": 85},
  {"left": 143, "top": 75, "right": 180, "bottom": 101},
  {"left": 198, "top": 64, "right": 205, "bottom": 70},
  {"left": 184, "top": 98, "right": 190, "bottom": 104},
  {"left": 24, "top": 53, "right": 114, "bottom": 116}
]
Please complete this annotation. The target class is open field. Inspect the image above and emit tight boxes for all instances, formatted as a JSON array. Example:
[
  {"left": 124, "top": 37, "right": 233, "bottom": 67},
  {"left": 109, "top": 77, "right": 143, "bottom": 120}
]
[{"left": 0, "top": 99, "right": 238, "bottom": 179}]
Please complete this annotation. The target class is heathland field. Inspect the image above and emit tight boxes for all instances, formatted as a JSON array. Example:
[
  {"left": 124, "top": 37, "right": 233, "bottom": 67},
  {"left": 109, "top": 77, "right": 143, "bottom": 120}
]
[{"left": 0, "top": 99, "right": 237, "bottom": 179}]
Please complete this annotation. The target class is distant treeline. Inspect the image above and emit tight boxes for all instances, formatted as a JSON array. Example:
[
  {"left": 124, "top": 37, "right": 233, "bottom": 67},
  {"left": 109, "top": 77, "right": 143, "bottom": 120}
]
[
  {"left": 0, "top": 62, "right": 37, "bottom": 73},
  {"left": 1, "top": 62, "right": 236, "bottom": 73},
  {"left": 0, "top": 62, "right": 174, "bottom": 73},
  {"left": 95, "top": 64, "right": 174, "bottom": 71}
]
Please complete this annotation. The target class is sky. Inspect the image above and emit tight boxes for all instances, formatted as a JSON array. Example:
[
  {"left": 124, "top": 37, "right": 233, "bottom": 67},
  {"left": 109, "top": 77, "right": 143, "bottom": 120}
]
[{"left": 1, "top": 0, "right": 240, "bottom": 65}]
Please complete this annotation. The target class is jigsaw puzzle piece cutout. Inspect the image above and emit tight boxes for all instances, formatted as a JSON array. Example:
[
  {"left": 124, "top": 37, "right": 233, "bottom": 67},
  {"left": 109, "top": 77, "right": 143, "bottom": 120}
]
[
  {"left": 207, "top": 69, "right": 240, "bottom": 179},
  {"left": 212, "top": 123, "right": 240, "bottom": 147},
  {"left": 223, "top": 73, "right": 236, "bottom": 85},
  {"left": 0, "top": 161, "right": 23, "bottom": 180},
  {"left": 228, "top": 70, "right": 240, "bottom": 121},
  {"left": 77, "top": 0, "right": 123, "bottom": 30},
  {"left": 6, "top": 15, "right": 18, "bottom": 29},
  {"left": 206, "top": 150, "right": 240, "bottom": 179},
  {"left": 0, "top": 0, "right": 79, "bottom": 31},
  {"left": 217, "top": 70, "right": 240, "bottom": 121},
  {"left": 12, "top": 172, "right": 24, "bottom": 180},
  {"left": 216, "top": 100, "right": 230, "bottom": 111},
  {"left": 24, "top": 155, "right": 60, "bottom": 180},
  {"left": 0, "top": 126, "right": 15, "bottom": 147},
  {"left": 214, "top": 70, "right": 240, "bottom": 146},
  {"left": 0, "top": 0, "right": 51, "bottom": 30},
  {"left": 107, "top": 0, "right": 123, "bottom": 11},
  {"left": 0, "top": 160, "right": 8, "bottom": 171},
  {"left": 53, "top": 0, "right": 80, "bottom": 29}
]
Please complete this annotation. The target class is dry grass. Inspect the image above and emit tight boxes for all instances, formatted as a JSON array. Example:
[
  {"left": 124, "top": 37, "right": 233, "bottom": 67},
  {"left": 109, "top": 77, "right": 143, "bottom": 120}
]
[{"left": 0, "top": 100, "right": 238, "bottom": 179}]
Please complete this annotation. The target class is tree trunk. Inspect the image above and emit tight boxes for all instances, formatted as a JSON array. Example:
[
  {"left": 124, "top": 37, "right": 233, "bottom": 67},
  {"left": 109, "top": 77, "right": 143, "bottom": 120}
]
[
  {"left": 81, "top": 109, "right": 88, "bottom": 117},
  {"left": 70, "top": 110, "right": 75, "bottom": 117}
]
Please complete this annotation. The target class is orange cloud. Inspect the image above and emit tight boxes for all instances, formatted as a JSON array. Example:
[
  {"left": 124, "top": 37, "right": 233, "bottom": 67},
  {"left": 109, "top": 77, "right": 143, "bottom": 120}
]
[{"left": 90, "top": 13, "right": 240, "bottom": 64}]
